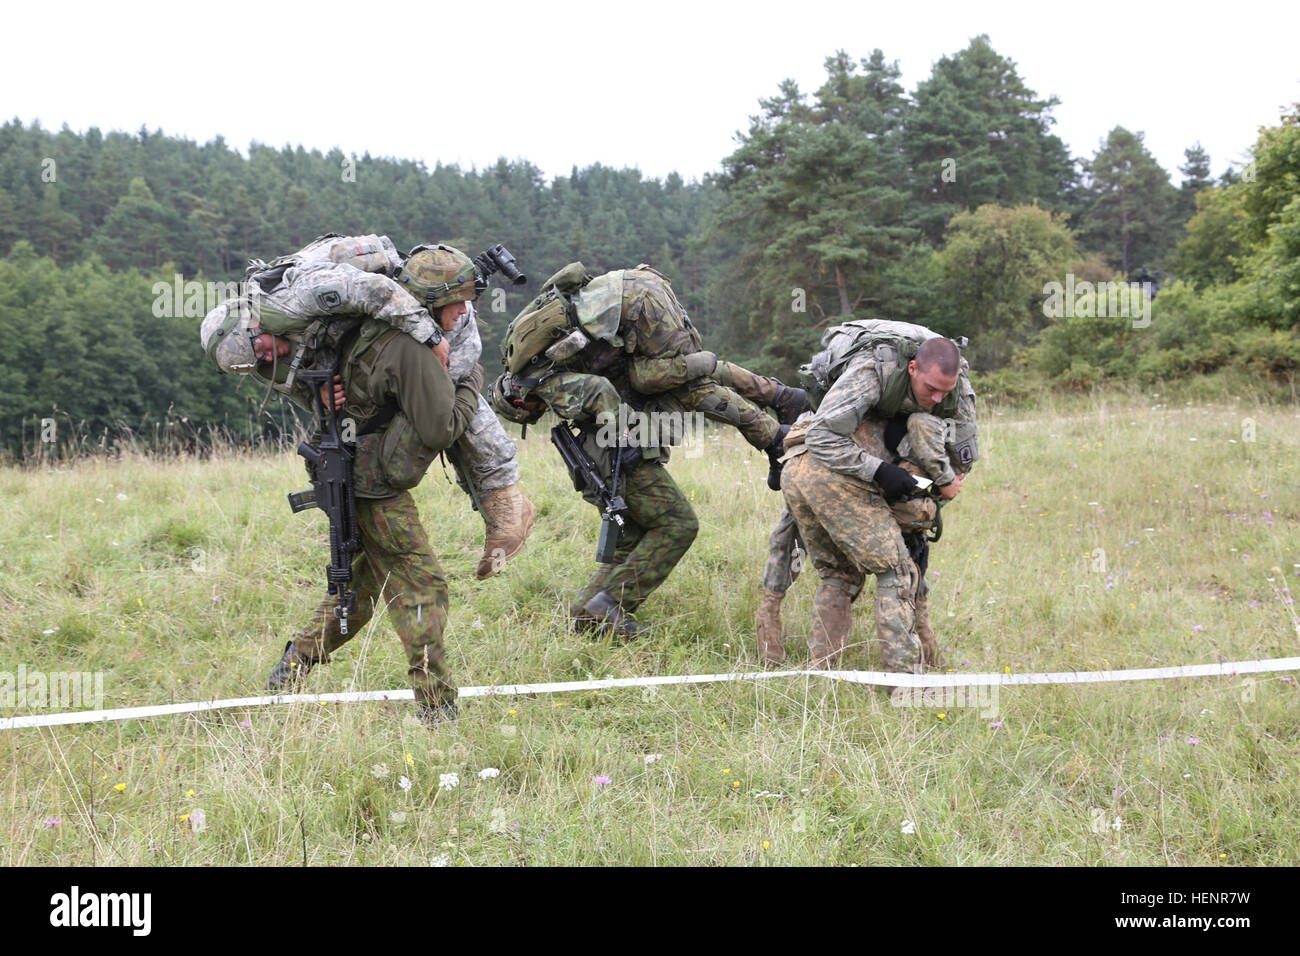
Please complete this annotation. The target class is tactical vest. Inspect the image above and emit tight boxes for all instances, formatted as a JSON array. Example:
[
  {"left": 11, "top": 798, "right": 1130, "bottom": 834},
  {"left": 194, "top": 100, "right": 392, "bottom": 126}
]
[
  {"left": 501, "top": 288, "right": 577, "bottom": 375},
  {"left": 343, "top": 326, "right": 441, "bottom": 499}
]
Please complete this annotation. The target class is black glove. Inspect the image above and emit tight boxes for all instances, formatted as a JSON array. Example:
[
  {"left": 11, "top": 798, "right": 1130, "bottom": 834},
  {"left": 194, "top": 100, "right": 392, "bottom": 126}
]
[{"left": 874, "top": 461, "right": 917, "bottom": 499}]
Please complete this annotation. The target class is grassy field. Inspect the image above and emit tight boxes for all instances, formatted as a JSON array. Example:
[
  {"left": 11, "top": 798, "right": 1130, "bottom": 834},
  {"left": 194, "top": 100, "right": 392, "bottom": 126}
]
[{"left": 1, "top": 383, "right": 1297, "bottom": 866}]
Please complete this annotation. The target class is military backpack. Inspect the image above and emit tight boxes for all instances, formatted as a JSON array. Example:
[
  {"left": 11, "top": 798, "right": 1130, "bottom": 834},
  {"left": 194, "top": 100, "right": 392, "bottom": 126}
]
[{"left": 798, "top": 318, "right": 968, "bottom": 418}]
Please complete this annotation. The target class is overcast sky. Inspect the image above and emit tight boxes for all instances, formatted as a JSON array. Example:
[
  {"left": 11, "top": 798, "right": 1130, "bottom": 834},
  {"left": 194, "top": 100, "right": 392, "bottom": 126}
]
[{"left": 5, "top": 0, "right": 1298, "bottom": 186}]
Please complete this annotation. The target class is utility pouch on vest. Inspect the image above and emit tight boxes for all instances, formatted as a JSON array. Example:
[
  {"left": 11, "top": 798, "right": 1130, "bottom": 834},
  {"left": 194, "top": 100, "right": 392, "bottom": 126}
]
[
  {"left": 352, "top": 411, "right": 438, "bottom": 498},
  {"left": 377, "top": 413, "right": 438, "bottom": 491},
  {"left": 503, "top": 290, "right": 574, "bottom": 374}
]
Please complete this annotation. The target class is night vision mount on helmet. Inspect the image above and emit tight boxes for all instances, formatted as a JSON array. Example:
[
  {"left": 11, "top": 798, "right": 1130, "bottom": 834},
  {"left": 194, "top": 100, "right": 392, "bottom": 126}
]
[{"left": 396, "top": 242, "right": 527, "bottom": 312}]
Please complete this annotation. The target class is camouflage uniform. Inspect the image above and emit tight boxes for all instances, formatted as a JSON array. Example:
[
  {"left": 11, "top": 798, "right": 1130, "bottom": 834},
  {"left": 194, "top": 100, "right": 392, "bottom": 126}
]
[
  {"left": 221, "top": 241, "right": 530, "bottom": 579},
  {"left": 616, "top": 266, "right": 784, "bottom": 451},
  {"left": 288, "top": 328, "right": 482, "bottom": 706},
  {"left": 762, "top": 405, "right": 972, "bottom": 595},
  {"left": 247, "top": 243, "right": 521, "bottom": 497},
  {"left": 778, "top": 339, "right": 977, "bottom": 672},
  {"left": 491, "top": 335, "right": 698, "bottom": 626},
  {"left": 444, "top": 306, "right": 519, "bottom": 494}
]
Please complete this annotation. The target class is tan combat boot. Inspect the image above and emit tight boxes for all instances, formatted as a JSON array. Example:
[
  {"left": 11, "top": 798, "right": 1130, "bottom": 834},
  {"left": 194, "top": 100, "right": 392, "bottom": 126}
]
[
  {"left": 756, "top": 589, "right": 787, "bottom": 664},
  {"left": 915, "top": 589, "right": 942, "bottom": 668},
  {"left": 807, "top": 584, "right": 852, "bottom": 670},
  {"left": 475, "top": 484, "right": 537, "bottom": 580}
]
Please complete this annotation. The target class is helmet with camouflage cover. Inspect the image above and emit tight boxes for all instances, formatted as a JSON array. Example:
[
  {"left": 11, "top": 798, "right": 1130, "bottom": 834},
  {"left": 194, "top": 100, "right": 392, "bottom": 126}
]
[
  {"left": 396, "top": 243, "right": 478, "bottom": 312},
  {"left": 200, "top": 298, "right": 260, "bottom": 375}
]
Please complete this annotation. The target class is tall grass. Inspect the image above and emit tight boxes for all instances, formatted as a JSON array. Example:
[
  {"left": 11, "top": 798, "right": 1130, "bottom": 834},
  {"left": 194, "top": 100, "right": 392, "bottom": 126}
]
[{"left": 1, "top": 384, "right": 1297, "bottom": 865}]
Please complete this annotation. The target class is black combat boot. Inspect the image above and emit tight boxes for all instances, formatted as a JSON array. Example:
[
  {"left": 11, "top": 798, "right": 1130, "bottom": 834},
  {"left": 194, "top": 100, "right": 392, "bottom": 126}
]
[
  {"left": 766, "top": 424, "right": 792, "bottom": 491},
  {"left": 577, "top": 590, "right": 641, "bottom": 640},
  {"left": 770, "top": 384, "right": 811, "bottom": 425},
  {"left": 417, "top": 700, "right": 459, "bottom": 727},
  {"left": 266, "top": 641, "right": 315, "bottom": 691}
]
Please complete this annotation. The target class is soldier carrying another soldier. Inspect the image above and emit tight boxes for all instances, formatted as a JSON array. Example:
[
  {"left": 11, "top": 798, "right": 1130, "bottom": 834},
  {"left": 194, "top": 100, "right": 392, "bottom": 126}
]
[{"left": 774, "top": 319, "right": 977, "bottom": 673}]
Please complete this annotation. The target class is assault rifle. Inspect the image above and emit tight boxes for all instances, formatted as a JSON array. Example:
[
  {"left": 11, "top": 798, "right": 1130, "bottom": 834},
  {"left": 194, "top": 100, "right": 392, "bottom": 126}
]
[
  {"left": 287, "top": 360, "right": 360, "bottom": 635},
  {"left": 551, "top": 422, "right": 628, "bottom": 564}
]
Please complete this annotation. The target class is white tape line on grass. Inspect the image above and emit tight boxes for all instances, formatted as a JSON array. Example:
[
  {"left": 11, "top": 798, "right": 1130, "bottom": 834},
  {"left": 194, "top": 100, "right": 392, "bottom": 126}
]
[
  {"left": 824, "top": 655, "right": 1300, "bottom": 687},
  {"left": 0, "top": 669, "right": 808, "bottom": 730},
  {"left": 3, "top": 656, "right": 1299, "bottom": 731}
]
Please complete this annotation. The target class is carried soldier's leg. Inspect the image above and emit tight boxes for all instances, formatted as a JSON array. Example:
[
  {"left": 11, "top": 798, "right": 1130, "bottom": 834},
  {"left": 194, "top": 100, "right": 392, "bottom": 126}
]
[
  {"left": 453, "top": 395, "right": 536, "bottom": 580},
  {"left": 676, "top": 382, "right": 791, "bottom": 490},
  {"left": 674, "top": 380, "right": 780, "bottom": 451},
  {"left": 713, "top": 360, "right": 810, "bottom": 425},
  {"left": 757, "top": 506, "right": 805, "bottom": 663}
]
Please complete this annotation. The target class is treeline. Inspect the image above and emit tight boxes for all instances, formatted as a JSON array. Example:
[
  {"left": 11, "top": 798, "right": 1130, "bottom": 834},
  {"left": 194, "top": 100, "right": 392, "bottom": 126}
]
[{"left": 1, "top": 35, "right": 1296, "bottom": 456}]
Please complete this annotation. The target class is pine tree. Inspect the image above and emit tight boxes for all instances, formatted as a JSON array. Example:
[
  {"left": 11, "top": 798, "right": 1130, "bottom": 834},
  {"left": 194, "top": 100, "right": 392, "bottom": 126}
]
[
  {"left": 1079, "top": 127, "right": 1180, "bottom": 273},
  {"left": 903, "top": 35, "right": 1077, "bottom": 242},
  {"left": 1176, "top": 143, "right": 1213, "bottom": 223}
]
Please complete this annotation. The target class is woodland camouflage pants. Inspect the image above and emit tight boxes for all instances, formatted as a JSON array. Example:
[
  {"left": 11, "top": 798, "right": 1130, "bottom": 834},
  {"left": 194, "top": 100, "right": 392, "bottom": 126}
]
[
  {"left": 780, "top": 451, "right": 923, "bottom": 672},
  {"left": 570, "top": 460, "right": 699, "bottom": 617},
  {"left": 291, "top": 491, "right": 456, "bottom": 705}
]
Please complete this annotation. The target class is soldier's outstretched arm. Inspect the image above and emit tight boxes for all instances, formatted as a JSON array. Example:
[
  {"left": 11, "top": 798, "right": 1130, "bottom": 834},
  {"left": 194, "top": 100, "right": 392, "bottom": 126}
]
[
  {"left": 530, "top": 371, "right": 622, "bottom": 425},
  {"left": 804, "top": 356, "right": 888, "bottom": 484}
]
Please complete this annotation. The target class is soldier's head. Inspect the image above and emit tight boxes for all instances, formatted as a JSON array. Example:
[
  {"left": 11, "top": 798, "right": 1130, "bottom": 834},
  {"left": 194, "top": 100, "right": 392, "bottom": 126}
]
[
  {"left": 201, "top": 300, "right": 294, "bottom": 375},
  {"left": 397, "top": 243, "right": 478, "bottom": 330},
  {"left": 907, "top": 338, "right": 961, "bottom": 410}
]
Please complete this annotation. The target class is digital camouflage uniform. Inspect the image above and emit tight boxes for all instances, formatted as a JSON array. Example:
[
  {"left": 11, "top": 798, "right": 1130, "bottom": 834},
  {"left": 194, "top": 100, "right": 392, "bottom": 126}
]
[
  {"left": 210, "top": 237, "right": 530, "bottom": 580},
  {"left": 288, "top": 328, "right": 482, "bottom": 706},
  {"left": 445, "top": 305, "right": 519, "bottom": 495},
  {"left": 237, "top": 242, "right": 521, "bottom": 498},
  {"left": 491, "top": 334, "right": 698, "bottom": 626},
  {"left": 762, "top": 402, "right": 976, "bottom": 596},
  {"left": 778, "top": 337, "right": 977, "bottom": 671},
  {"left": 615, "top": 266, "right": 784, "bottom": 452}
]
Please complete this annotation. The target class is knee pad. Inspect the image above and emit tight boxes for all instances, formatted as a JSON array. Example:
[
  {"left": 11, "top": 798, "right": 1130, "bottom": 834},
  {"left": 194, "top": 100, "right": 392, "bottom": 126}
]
[{"left": 817, "top": 571, "right": 863, "bottom": 600}]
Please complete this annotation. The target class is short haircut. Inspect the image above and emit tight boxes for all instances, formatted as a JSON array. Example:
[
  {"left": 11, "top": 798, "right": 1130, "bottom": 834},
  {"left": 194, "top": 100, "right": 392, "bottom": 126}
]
[{"left": 915, "top": 337, "right": 961, "bottom": 377}]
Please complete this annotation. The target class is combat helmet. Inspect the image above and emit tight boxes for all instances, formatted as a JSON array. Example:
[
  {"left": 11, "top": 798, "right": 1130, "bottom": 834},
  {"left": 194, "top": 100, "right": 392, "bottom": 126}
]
[
  {"left": 396, "top": 243, "right": 478, "bottom": 312},
  {"left": 200, "top": 298, "right": 260, "bottom": 375}
]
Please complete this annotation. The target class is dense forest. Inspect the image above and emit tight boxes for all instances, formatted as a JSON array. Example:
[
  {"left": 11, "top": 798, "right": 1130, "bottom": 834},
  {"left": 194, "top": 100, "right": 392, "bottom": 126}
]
[{"left": 2, "top": 35, "right": 1297, "bottom": 457}]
